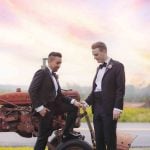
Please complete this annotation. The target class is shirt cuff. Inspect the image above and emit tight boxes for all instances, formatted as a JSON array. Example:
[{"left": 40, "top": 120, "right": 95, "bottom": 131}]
[
  {"left": 114, "top": 108, "right": 122, "bottom": 112},
  {"left": 71, "top": 99, "right": 76, "bottom": 104},
  {"left": 35, "top": 105, "right": 44, "bottom": 112}
]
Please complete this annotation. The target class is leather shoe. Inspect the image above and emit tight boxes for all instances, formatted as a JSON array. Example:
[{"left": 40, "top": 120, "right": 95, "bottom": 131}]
[
  {"left": 62, "top": 132, "right": 80, "bottom": 141},
  {"left": 73, "top": 130, "right": 81, "bottom": 136}
]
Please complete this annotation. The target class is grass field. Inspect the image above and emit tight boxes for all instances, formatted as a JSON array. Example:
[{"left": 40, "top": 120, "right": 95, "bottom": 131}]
[
  {"left": 81, "top": 107, "right": 150, "bottom": 122},
  {"left": 120, "top": 107, "right": 150, "bottom": 122}
]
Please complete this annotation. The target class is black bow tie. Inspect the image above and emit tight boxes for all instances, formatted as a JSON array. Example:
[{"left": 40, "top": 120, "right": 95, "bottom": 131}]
[
  {"left": 99, "top": 62, "right": 107, "bottom": 69},
  {"left": 52, "top": 72, "right": 58, "bottom": 79}
]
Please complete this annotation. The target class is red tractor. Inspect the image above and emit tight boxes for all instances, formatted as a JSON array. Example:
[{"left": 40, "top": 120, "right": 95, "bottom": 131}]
[
  {"left": 0, "top": 88, "right": 93, "bottom": 149},
  {"left": 0, "top": 58, "right": 135, "bottom": 150}
]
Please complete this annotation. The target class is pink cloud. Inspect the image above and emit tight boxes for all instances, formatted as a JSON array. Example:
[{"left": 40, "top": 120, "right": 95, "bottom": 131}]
[
  {"left": 0, "top": 1, "right": 18, "bottom": 25},
  {"left": 133, "top": 0, "right": 150, "bottom": 8},
  {"left": 66, "top": 24, "right": 98, "bottom": 47}
]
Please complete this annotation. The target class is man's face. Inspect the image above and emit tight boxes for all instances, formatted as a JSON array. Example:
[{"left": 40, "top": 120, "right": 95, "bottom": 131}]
[
  {"left": 48, "top": 56, "right": 62, "bottom": 72},
  {"left": 92, "top": 48, "right": 106, "bottom": 63}
]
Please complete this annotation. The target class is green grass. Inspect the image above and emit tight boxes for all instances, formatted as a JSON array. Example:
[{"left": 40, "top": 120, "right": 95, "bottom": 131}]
[
  {"left": 80, "top": 107, "right": 93, "bottom": 122},
  {"left": 119, "top": 108, "right": 150, "bottom": 122},
  {"left": 80, "top": 107, "right": 150, "bottom": 122}
]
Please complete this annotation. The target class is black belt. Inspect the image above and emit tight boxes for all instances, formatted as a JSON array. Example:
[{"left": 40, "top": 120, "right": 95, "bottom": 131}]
[{"left": 94, "top": 91, "right": 102, "bottom": 98}]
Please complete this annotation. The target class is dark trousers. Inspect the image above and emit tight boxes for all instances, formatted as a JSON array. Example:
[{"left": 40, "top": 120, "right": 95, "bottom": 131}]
[
  {"left": 93, "top": 113, "right": 117, "bottom": 150},
  {"left": 93, "top": 92, "right": 117, "bottom": 150},
  {"left": 34, "top": 100, "right": 78, "bottom": 150}
]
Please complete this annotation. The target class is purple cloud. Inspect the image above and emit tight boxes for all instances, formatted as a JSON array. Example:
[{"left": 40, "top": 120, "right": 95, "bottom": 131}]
[{"left": 0, "top": 2, "right": 18, "bottom": 25}]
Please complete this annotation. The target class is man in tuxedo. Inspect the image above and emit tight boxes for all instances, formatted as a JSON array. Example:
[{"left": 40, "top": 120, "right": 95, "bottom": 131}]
[
  {"left": 29, "top": 52, "right": 82, "bottom": 150},
  {"left": 83, "top": 42, "right": 125, "bottom": 150}
]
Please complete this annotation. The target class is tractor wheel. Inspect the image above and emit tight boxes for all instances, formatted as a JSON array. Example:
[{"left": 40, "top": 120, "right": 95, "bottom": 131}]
[{"left": 56, "top": 139, "right": 92, "bottom": 150}]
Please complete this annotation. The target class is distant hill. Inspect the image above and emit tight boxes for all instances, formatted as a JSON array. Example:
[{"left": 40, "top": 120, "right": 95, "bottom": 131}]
[
  {"left": 64, "top": 84, "right": 150, "bottom": 102},
  {"left": 0, "top": 84, "right": 150, "bottom": 102},
  {"left": 125, "top": 84, "right": 150, "bottom": 102}
]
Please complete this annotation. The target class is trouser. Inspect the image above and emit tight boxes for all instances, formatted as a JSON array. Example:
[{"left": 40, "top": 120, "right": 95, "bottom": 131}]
[
  {"left": 34, "top": 100, "right": 78, "bottom": 150},
  {"left": 93, "top": 92, "right": 117, "bottom": 150},
  {"left": 93, "top": 113, "right": 117, "bottom": 150}
]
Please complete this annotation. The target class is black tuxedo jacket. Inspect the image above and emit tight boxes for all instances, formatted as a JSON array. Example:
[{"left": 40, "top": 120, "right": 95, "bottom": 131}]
[
  {"left": 86, "top": 59, "right": 125, "bottom": 114},
  {"left": 28, "top": 67, "right": 71, "bottom": 109}
]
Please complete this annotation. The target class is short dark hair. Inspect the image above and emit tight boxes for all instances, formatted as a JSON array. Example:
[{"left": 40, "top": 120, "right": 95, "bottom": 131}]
[
  {"left": 48, "top": 52, "right": 62, "bottom": 58},
  {"left": 91, "top": 41, "right": 107, "bottom": 51}
]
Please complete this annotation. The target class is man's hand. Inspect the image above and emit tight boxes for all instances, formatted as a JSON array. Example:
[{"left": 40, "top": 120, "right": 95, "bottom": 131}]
[
  {"left": 39, "top": 107, "right": 50, "bottom": 117},
  {"left": 73, "top": 100, "right": 83, "bottom": 108},
  {"left": 113, "top": 109, "right": 121, "bottom": 120},
  {"left": 81, "top": 101, "right": 89, "bottom": 110}
]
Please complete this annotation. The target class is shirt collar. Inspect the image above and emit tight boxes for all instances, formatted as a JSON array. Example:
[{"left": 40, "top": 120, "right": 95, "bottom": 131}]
[
  {"left": 105, "top": 57, "right": 111, "bottom": 65},
  {"left": 48, "top": 66, "right": 53, "bottom": 74}
]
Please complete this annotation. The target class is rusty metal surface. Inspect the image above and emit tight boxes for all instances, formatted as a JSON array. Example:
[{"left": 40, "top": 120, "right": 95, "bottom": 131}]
[
  {"left": 0, "top": 89, "right": 81, "bottom": 138},
  {"left": 0, "top": 89, "right": 80, "bottom": 105},
  {"left": 117, "top": 131, "right": 136, "bottom": 150},
  {"left": 0, "top": 92, "right": 31, "bottom": 105}
]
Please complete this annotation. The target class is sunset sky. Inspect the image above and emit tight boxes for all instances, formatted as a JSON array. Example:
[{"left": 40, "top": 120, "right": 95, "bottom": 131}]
[{"left": 0, "top": 0, "right": 149, "bottom": 88}]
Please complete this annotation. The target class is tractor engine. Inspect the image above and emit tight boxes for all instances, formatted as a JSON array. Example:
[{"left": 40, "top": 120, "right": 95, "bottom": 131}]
[{"left": 0, "top": 88, "right": 80, "bottom": 138}]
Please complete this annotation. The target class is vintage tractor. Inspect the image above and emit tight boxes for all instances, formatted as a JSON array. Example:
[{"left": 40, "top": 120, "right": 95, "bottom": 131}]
[
  {"left": 0, "top": 88, "right": 93, "bottom": 149},
  {"left": 0, "top": 58, "right": 135, "bottom": 150}
]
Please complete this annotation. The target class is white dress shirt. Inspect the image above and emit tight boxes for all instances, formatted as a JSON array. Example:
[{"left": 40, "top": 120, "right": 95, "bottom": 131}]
[
  {"left": 48, "top": 67, "right": 58, "bottom": 96},
  {"left": 95, "top": 57, "right": 111, "bottom": 92}
]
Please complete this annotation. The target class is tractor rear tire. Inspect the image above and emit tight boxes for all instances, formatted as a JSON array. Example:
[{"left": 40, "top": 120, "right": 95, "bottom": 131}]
[{"left": 56, "top": 139, "right": 92, "bottom": 150}]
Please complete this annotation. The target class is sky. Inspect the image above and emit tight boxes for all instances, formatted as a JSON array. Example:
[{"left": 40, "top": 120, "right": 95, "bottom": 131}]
[{"left": 0, "top": 0, "right": 150, "bottom": 88}]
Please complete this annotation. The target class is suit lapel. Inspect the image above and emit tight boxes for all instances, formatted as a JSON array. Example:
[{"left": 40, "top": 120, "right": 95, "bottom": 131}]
[
  {"left": 102, "top": 59, "right": 114, "bottom": 79},
  {"left": 45, "top": 67, "right": 61, "bottom": 93},
  {"left": 45, "top": 67, "right": 56, "bottom": 89},
  {"left": 92, "top": 66, "right": 100, "bottom": 91}
]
